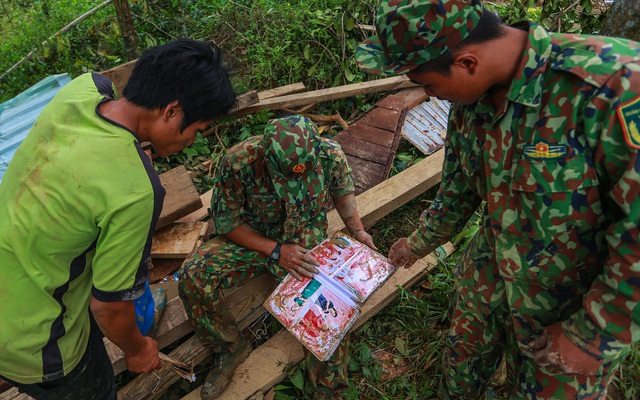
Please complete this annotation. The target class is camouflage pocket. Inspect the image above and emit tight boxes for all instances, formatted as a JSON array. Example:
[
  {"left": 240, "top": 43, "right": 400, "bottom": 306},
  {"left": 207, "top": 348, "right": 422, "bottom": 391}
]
[{"left": 246, "top": 193, "right": 283, "bottom": 225}]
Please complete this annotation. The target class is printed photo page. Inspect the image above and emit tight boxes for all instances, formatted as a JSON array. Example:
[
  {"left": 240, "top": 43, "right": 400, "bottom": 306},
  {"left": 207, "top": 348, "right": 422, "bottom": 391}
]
[{"left": 264, "top": 232, "right": 396, "bottom": 361}]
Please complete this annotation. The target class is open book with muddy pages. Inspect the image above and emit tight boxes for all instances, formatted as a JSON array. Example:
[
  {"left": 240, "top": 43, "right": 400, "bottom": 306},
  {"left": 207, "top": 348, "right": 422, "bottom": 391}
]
[{"left": 264, "top": 231, "right": 397, "bottom": 361}]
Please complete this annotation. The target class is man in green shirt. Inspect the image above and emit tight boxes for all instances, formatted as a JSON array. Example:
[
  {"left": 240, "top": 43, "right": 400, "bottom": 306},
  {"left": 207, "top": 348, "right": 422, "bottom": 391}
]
[
  {"left": 0, "top": 39, "right": 236, "bottom": 399},
  {"left": 357, "top": 0, "right": 640, "bottom": 398}
]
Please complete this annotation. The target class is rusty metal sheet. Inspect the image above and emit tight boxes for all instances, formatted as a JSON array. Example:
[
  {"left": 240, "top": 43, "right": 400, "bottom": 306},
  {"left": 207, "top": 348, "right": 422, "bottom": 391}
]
[{"left": 401, "top": 98, "right": 450, "bottom": 155}]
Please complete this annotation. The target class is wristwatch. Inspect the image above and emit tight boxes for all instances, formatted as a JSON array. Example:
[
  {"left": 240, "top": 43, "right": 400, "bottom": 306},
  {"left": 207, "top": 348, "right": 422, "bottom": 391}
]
[{"left": 269, "top": 242, "right": 282, "bottom": 261}]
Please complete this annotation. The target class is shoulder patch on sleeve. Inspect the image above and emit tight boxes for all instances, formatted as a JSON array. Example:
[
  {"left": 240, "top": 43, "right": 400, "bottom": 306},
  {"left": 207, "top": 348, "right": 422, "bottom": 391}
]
[{"left": 617, "top": 94, "right": 640, "bottom": 149}]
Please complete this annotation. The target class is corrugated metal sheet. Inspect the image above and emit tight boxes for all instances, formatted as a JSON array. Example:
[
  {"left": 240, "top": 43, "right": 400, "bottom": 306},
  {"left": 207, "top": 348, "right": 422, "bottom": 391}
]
[
  {"left": 401, "top": 97, "right": 450, "bottom": 155},
  {"left": 0, "top": 73, "right": 72, "bottom": 183}
]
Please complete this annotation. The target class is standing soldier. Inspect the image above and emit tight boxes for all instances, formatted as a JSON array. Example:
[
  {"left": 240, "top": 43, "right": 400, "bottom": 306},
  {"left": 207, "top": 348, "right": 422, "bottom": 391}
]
[{"left": 357, "top": 0, "right": 640, "bottom": 398}]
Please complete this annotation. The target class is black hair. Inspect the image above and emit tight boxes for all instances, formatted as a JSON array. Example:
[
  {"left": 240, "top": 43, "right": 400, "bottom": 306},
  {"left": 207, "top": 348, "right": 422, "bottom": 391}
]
[
  {"left": 413, "top": 8, "right": 505, "bottom": 76},
  {"left": 122, "top": 38, "right": 237, "bottom": 131}
]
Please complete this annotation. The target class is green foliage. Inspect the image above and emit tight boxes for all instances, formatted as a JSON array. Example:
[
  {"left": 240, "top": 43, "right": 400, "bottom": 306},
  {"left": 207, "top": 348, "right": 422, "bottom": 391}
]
[
  {"left": 611, "top": 345, "right": 640, "bottom": 400},
  {"left": 0, "top": 0, "right": 126, "bottom": 102},
  {"left": 486, "top": 0, "right": 608, "bottom": 34}
]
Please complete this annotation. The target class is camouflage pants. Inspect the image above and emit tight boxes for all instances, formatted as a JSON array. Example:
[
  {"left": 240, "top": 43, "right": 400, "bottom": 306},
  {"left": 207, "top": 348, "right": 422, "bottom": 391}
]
[
  {"left": 178, "top": 235, "right": 349, "bottom": 392},
  {"left": 439, "top": 225, "right": 621, "bottom": 399}
]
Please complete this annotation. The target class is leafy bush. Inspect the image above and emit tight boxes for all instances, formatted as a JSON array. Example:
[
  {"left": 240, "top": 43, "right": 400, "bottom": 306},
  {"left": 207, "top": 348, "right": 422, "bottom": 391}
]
[
  {"left": 0, "top": 0, "right": 125, "bottom": 102},
  {"left": 486, "top": 0, "right": 608, "bottom": 33}
]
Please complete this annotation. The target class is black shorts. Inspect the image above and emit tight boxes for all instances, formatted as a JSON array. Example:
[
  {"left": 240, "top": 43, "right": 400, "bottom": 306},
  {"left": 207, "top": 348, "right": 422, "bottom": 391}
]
[{"left": 1, "top": 315, "right": 116, "bottom": 400}]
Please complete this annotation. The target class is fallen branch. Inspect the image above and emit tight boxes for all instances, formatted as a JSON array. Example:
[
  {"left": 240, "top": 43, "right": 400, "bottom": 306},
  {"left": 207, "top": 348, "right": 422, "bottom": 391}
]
[{"left": 552, "top": 0, "right": 580, "bottom": 31}]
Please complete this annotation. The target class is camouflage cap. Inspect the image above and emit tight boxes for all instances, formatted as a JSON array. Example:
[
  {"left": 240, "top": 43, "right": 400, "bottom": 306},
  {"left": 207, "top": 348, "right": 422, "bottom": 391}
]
[
  {"left": 356, "top": 0, "right": 484, "bottom": 76},
  {"left": 262, "top": 115, "right": 325, "bottom": 204}
]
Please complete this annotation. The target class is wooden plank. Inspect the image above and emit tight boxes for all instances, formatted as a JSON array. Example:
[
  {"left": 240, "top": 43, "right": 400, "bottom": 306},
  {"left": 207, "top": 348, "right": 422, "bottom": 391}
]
[
  {"left": 342, "top": 124, "right": 396, "bottom": 148},
  {"left": 157, "top": 165, "right": 202, "bottom": 231},
  {"left": 384, "top": 106, "right": 408, "bottom": 180},
  {"left": 395, "top": 86, "right": 429, "bottom": 110},
  {"left": 233, "top": 91, "right": 259, "bottom": 112},
  {"left": 176, "top": 189, "right": 212, "bottom": 223},
  {"left": 182, "top": 331, "right": 304, "bottom": 400},
  {"left": 327, "top": 148, "right": 444, "bottom": 237},
  {"left": 333, "top": 135, "right": 390, "bottom": 164},
  {"left": 258, "top": 82, "right": 306, "bottom": 100},
  {"left": 234, "top": 76, "right": 418, "bottom": 116},
  {"left": 373, "top": 93, "right": 405, "bottom": 111},
  {"left": 344, "top": 156, "right": 387, "bottom": 192},
  {"left": 149, "top": 258, "right": 184, "bottom": 284},
  {"left": 0, "top": 388, "right": 28, "bottom": 400},
  {"left": 180, "top": 244, "right": 453, "bottom": 400},
  {"left": 226, "top": 274, "right": 278, "bottom": 330},
  {"left": 151, "top": 222, "right": 207, "bottom": 258},
  {"left": 357, "top": 107, "right": 404, "bottom": 133},
  {"left": 0, "top": 381, "right": 11, "bottom": 395},
  {"left": 101, "top": 59, "right": 137, "bottom": 95}
]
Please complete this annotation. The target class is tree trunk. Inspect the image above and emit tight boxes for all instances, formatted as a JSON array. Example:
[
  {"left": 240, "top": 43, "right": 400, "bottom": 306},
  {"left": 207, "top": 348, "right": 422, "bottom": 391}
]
[
  {"left": 113, "top": 0, "right": 139, "bottom": 60},
  {"left": 600, "top": 0, "right": 640, "bottom": 41}
]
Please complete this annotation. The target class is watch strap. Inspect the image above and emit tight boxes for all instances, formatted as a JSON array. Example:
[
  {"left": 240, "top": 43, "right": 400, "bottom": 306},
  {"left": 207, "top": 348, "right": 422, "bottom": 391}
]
[{"left": 270, "top": 242, "right": 282, "bottom": 260}]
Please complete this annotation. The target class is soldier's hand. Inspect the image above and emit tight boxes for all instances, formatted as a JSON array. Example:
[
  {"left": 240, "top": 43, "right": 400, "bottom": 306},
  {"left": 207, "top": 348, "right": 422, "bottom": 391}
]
[
  {"left": 353, "top": 229, "right": 377, "bottom": 250},
  {"left": 388, "top": 237, "right": 420, "bottom": 268},
  {"left": 529, "top": 322, "right": 603, "bottom": 376},
  {"left": 279, "top": 243, "right": 319, "bottom": 281}
]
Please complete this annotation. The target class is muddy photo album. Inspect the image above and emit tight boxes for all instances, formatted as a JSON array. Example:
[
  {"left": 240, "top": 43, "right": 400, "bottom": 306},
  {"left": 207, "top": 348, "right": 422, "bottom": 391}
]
[{"left": 264, "top": 232, "right": 397, "bottom": 361}]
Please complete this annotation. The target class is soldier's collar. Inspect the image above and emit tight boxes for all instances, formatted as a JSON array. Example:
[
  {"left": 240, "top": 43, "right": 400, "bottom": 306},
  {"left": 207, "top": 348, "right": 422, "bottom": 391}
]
[{"left": 505, "top": 22, "right": 552, "bottom": 108}]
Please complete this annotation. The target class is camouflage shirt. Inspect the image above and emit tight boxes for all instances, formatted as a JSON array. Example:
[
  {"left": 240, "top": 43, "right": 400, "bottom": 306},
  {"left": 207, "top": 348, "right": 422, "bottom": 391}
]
[
  {"left": 211, "top": 135, "right": 354, "bottom": 248},
  {"left": 407, "top": 22, "right": 640, "bottom": 360}
]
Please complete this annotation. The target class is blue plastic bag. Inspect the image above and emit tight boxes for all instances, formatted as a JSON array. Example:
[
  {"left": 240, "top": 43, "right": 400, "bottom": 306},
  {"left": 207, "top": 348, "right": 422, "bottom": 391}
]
[{"left": 134, "top": 280, "right": 155, "bottom": 336}]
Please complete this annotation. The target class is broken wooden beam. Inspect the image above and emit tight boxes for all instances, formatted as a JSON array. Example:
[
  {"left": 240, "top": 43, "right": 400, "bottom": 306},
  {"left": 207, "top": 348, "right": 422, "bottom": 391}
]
[
  {"left": 176, "top": 189, "right": 213, "bottom": 223},
  {"left": 151, "top": 221, "right": 208, "bottom": 259},
  {"left": 233, "top": 76, "right": 418, "bottom": 115},
  {"left": 156, "top": 165, "right": 202, "bottom": 230},
  {"left": 100, "top": 59, "right": 137, "bottom": 95},
  {"left": 258, "top": 82, "right": 306, "bottom": 100}
]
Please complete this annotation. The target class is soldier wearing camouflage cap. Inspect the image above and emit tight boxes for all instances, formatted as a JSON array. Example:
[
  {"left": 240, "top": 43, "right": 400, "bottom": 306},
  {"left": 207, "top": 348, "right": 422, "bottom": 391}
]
[
  {"left": 357, "top": 0, "right": 640, "bottom": 398},
  {"left": 178, "top": 115, "right": 375, "bottom": 400}
]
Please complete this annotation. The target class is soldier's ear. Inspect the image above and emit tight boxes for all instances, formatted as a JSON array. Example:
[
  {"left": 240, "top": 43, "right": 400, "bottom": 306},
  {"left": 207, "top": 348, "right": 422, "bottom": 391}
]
[{"left": 452, "top": 51, "right": 479, "bottom": 75}]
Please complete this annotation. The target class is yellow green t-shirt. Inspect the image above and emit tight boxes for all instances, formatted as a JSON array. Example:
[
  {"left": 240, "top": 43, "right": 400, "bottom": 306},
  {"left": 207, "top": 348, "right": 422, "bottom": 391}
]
[{"left": 0, "top": 73, "right": 165, "bottom": 383}]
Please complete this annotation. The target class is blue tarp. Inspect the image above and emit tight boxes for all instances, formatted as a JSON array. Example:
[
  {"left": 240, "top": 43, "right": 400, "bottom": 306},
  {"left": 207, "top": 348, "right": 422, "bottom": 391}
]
[{"left": 0, "top": 73, "right": 72, "bottom": 183}]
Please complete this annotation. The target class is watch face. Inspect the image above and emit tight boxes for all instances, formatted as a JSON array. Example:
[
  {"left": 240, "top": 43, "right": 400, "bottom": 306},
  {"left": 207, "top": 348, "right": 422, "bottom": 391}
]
[{"left": 271, "top": 244, "right": 281, "bottom": 260}]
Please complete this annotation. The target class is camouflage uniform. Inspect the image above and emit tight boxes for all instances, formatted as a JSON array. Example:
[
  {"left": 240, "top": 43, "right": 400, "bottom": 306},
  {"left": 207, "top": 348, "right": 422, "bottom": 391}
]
[
  {"left": 179, "top": 115, "right": 354, "bottom": 393},
  {"left": 356, "top": 1, "right": 640, "bottom": 398}
]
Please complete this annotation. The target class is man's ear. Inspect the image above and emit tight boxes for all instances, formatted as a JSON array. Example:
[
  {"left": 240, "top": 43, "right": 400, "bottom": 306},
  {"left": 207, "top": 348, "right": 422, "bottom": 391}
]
[
  {"left": 452, "top": 51, "right": 479, "bottom": 75},
  {"left": 162, "top": 100, "right": 182, "bottom": 122}
]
